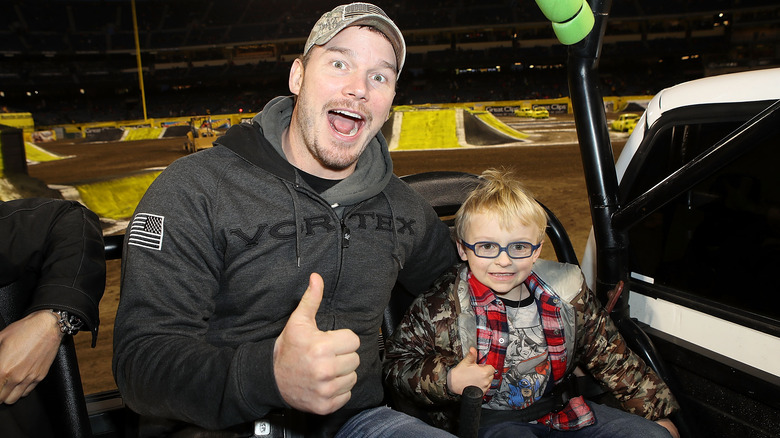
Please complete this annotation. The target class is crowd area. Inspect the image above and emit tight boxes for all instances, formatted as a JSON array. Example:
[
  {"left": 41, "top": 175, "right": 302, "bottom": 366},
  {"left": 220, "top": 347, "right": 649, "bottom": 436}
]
[{"left": 1, "top": 0, "right": 778, "bottom": 126}]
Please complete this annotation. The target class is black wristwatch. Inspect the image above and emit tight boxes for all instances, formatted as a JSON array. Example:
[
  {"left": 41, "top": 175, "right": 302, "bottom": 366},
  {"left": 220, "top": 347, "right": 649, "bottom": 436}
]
[{"left": 51, "top": 310, "right": 84, "bottom": 335}]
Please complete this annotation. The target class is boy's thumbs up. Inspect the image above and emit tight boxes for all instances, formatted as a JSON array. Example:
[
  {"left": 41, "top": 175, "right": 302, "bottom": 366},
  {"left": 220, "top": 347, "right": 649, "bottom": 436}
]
[
  {"left": 447, "top": 347, "right": 495, "bottom": 396},
  {"left": 463, "top": 346, "right": 479, "bottom": 364}
]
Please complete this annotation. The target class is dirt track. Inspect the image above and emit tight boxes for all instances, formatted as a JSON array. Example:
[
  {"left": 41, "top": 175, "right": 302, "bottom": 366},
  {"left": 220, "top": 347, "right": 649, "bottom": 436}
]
[{"left": 27, "top": 114, "right": 627, "bottom": 395}]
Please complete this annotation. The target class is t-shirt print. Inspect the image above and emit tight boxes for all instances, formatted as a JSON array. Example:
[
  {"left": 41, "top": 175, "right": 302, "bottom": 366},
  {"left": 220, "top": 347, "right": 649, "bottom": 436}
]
[{"left": 484, "top": 300, "right": 551, "bottom": 410}]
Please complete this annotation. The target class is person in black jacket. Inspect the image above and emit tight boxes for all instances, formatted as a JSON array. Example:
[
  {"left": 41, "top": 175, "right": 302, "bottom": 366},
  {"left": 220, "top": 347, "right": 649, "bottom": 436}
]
[{"left": 0, "top": 198, "right": 105, "bottom": 437}]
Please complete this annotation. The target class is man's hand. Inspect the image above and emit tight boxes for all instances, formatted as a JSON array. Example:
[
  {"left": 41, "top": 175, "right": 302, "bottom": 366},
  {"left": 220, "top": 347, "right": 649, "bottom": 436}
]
[
  {"left": 0, "top": 310, "right": 64, "bottom": 404},
  {"left": 447, "top": 347, "right": 494, "bottom": 396},
  {"left": 273, "top": 273, "right": 360, "bottom": 415}
]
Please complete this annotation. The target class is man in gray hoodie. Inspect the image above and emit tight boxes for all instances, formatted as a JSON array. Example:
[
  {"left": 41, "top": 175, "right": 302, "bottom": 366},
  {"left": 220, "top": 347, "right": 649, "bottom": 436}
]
[{"left": 113, "top": 3, "right": 458, "bottom": 437}]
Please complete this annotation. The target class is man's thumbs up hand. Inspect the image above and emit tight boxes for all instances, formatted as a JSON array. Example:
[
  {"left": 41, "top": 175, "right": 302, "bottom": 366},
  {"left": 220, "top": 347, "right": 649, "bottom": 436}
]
[
  {"left": 289, "top": 271, "right": 326, "bottom": 325},
  {"left": 274, "top": 273, "right": 360, "bottom": 415}
]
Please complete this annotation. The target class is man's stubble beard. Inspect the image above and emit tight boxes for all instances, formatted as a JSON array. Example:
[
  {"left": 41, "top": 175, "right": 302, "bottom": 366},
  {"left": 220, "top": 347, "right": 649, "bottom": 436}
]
[{"left": 294, "top": 80, "right": 374, "bottom": 172}]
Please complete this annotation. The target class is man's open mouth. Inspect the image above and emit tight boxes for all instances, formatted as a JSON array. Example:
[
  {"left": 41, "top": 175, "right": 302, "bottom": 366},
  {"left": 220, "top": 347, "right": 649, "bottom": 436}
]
[{"left": 328, "top": 109, "right": 364, "bottom": 137}]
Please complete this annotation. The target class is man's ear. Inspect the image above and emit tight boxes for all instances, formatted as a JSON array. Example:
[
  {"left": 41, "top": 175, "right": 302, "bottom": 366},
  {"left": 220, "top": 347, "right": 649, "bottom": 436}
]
[{"left": 289, "top": 58, "right": 304, "bottom": 95}]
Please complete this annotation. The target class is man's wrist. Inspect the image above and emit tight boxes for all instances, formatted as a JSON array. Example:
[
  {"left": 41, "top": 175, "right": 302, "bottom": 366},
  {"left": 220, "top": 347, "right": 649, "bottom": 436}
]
[{"left": 51, "top": 309, "right": 84, "bottom": 335}]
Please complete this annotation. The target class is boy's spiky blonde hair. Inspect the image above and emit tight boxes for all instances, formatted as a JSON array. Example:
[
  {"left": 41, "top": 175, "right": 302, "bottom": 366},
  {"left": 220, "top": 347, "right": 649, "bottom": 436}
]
[{"left": 455, "top": 168, "right": 548, "bottom": 243}]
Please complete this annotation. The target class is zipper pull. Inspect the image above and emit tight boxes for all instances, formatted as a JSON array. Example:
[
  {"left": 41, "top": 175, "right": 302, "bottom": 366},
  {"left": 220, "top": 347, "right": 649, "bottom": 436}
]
[{"left": 341, "top": 222, "right": 351, "bottom": 248}]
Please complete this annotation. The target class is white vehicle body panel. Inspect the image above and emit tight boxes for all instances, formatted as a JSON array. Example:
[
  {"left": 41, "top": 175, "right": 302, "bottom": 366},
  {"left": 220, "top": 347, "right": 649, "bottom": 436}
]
[{"left": 583, "top": 67, "right": 780, "bottom": 377}]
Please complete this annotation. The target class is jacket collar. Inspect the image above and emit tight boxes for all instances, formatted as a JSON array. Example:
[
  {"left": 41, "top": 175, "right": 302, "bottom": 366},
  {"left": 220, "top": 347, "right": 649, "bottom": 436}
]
[{"left": 217, "top": 96, "right": 394, "bottom": 208}]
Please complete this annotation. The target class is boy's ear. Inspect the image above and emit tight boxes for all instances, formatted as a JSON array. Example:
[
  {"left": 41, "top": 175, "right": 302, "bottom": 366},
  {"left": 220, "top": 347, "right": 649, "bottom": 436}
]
[
  {"left": 456, "top": 240, "right": 469, "bottom": 261},
  {"left": 531, "top": 240, "right": 544, "bottom": 263}
]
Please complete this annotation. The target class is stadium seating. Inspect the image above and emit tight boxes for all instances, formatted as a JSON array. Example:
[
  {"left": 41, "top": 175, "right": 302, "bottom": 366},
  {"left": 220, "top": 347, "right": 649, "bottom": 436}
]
[{"left": 1, "top": 0, "right": 777, "bottom": 126}]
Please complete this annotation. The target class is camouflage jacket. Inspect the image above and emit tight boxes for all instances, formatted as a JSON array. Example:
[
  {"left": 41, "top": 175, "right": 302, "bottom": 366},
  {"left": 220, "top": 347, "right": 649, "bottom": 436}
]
[{"left": 383, "top": 261, "right": 679, "bottom": 432}]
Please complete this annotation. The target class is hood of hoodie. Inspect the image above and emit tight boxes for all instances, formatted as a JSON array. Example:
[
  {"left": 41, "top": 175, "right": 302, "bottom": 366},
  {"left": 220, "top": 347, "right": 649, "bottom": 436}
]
[{"left": 214, "top": 96, "right": 394, "bottom": 208}]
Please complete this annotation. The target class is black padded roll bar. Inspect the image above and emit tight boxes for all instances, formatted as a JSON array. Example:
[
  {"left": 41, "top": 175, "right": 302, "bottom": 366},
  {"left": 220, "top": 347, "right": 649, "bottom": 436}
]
[{"left": 567, "top": 1, "right": 693, "bottom": 436}]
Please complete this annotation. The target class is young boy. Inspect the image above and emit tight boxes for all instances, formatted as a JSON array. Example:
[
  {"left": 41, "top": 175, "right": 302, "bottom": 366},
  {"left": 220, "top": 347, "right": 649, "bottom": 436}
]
[{"left": 383, "top": 168, "right": 680, "bottom": 437}]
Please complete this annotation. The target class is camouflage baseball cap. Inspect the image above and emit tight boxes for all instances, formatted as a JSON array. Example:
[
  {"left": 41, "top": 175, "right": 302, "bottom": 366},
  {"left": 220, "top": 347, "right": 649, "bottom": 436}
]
[{"left": 304, "top": 3, "right": 406, "bottom": 77}]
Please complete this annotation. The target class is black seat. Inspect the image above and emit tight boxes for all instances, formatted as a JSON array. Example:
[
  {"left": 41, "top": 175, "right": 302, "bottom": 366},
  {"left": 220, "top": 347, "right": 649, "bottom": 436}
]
[{"left": 104, "top": 234, "right": 124, "bottom": 261}]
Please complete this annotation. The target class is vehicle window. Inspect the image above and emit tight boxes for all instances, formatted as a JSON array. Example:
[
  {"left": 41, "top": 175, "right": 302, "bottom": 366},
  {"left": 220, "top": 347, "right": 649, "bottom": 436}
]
[{"left": 625, "top": 117, "right": 780, "bottom": 322}]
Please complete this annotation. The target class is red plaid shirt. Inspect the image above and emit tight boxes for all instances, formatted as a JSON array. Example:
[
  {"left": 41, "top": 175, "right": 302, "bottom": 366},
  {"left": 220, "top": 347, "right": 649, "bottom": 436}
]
[{"left": 469, "top": 271, "right": 595, "bottom": 430}]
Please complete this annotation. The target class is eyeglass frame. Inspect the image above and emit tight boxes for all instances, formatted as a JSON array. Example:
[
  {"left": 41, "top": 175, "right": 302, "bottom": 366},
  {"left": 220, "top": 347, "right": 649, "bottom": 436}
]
[{"left": 460, "top": 240, "right": 541, "bottom": 259}]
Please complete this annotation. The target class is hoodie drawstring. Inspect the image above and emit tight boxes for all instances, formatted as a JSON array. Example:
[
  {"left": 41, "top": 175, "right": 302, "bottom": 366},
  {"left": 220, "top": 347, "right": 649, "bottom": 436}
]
[{"left": 381, "top": 191, "right": 404, "bottom": 270}]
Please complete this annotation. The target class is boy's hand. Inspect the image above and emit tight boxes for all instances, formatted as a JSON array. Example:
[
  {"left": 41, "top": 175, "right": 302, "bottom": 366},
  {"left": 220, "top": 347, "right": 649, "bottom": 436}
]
[
  {"left": 447, "top": 347, "right": 494, "bottom": 396},
  {"left": 273, "top": 273, "right": 360, "bottom": 415},
  {"left": 655, "top": 418, "right": 680, "bottom": 438}
]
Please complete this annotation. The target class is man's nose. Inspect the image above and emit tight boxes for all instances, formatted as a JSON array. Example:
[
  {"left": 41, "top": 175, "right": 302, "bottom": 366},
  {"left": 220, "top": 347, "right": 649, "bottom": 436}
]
[{"left": 344, "top": 74, "right": 368, "bottom": 100}]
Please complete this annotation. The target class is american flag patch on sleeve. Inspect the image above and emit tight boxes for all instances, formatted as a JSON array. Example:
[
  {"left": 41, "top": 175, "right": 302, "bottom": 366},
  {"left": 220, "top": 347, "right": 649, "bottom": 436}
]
[{"left": 128, "top": 213, "right": 165, "bottom": 251}]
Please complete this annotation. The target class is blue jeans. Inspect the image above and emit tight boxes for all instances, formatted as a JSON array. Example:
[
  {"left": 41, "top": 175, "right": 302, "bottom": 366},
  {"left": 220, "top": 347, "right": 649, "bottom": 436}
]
[
  {"left": 478, "top": 402, "right": 673, "bottom": 438},
  {"left": 335, "top": 406, "right": 456, "bottom": 438}
]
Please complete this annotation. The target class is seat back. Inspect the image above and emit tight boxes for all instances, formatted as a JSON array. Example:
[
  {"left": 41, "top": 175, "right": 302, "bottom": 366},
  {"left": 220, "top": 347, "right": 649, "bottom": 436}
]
[{"left": 104, "top": 234, "right": 124, "bottom": 260}]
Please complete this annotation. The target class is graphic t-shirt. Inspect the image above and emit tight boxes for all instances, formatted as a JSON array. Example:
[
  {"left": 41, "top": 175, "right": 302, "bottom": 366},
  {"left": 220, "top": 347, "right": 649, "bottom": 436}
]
[{"left": 483, "top": 294, "right": 550, "bottom": 410}]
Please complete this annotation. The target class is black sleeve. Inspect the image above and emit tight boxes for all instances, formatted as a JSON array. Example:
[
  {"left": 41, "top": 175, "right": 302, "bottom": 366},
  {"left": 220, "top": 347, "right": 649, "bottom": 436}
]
[{"left": 0, "top": 198, "right": 106, "bottom": 344}]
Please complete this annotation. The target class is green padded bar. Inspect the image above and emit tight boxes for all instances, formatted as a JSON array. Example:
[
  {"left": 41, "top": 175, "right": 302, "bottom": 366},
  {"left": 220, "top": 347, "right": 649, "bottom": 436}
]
[
  {"left": 552, "top": 0, "right": 594, "bottom": 45},
  {"left": 534, "top": 0, "right": 583, "bottom": 23}
]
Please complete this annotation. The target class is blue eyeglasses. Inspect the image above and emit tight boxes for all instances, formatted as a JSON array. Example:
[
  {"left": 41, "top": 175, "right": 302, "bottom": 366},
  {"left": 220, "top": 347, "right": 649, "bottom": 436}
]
[{"left": 461, "top": 240, "right": 541, "bottom": 259}]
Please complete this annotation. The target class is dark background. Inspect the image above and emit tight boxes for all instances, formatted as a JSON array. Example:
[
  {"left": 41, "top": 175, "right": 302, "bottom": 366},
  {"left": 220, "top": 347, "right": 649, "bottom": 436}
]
[{"left": 2, "top": 0, "right": 778, "bottom": 126}]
